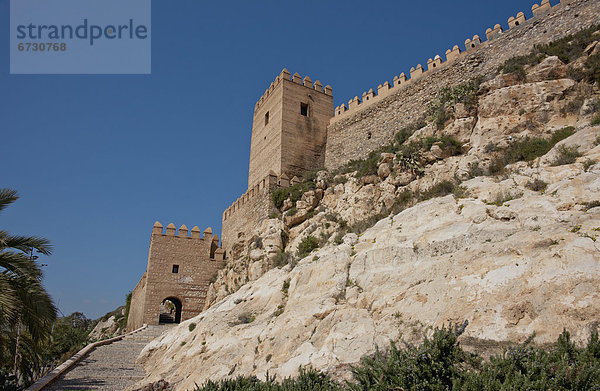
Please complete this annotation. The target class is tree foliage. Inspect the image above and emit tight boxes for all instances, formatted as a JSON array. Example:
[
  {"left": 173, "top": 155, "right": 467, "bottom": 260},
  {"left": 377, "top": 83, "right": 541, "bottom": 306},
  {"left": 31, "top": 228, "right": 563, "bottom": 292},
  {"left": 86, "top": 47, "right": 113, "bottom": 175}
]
[{"left": 0, "top": 189, "right": 57, "bottom": 387}]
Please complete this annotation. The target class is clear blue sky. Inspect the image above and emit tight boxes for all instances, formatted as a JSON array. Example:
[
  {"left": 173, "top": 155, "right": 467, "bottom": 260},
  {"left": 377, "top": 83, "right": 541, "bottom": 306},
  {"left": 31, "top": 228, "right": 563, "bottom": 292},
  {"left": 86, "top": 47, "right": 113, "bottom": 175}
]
[{"left": 1, "top": 0, "right": 537, "bottom": 319}]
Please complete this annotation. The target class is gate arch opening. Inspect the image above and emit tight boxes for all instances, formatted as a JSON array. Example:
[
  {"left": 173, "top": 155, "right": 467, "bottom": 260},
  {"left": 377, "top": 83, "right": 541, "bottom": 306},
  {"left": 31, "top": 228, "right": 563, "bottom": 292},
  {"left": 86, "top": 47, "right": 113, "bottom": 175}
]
[{"left": 159, "top": 297, "right": 182, "bottom": 324}]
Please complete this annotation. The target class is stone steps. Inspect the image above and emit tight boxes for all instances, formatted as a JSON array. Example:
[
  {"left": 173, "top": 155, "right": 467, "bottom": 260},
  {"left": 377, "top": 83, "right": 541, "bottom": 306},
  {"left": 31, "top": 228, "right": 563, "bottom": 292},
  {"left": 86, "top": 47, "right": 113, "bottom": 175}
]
[{"left": 44, "top": 325, "right": 174, "bottom": 390}]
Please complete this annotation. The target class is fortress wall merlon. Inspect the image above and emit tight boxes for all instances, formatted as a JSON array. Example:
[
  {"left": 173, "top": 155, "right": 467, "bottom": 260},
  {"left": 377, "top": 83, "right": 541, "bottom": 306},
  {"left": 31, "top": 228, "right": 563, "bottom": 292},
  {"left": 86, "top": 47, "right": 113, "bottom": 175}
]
[
  {"left": 313, "top": 80, "right": 323, "bottom": 92},
  {"left": 485, "top": 24, "right": 504, "bottom": 41},
  {"left": 532, "top": 0, "right": 551, "bottom": 16},
  {"left": 178, "top": 224, "right": 188, "bottom": 238},
  {"left": 165, "top": 223, "right": 176, "bottom": 236},
  {"left": 303, "top": 76, "right": 312, "bottom": 88},
  {"left": 446, "top": 46, "right": 461, "bottom": 62},
  {"left": 362, "top": 89, "right": 376, "bottom": 103},
  {"left": 325, "top": 0, "right": 599, "bottom": 168},
  {"left": 191, "top": 226, "right": 201, "bottom": 239},
  {"left": 393, "top": 73, "right": 407, "bottom": 87},
  {"left": 508, "top": 12, "right": 527, "bottom": 29},
  {"left": 427, "top": 55, "right": 443, "bottom": 71},
  {"left": 465, "top": 35, "right": 482, "bottom": 51},
  {"left": 328, "top": 0, "right": 577, "bottom": 124}
]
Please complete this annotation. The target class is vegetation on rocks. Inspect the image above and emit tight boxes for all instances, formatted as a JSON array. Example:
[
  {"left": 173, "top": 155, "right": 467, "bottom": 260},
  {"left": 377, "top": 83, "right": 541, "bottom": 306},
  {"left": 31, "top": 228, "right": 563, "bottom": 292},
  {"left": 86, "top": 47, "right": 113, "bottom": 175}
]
[
  {"left": 296, "top": 236, "right": 319, "bottom": 259},
  {"left": 489, "top": 127, "right": 576, "bottom": 175},
  {"left": 499, "top": 24, "right": 600, "bottom": 82},
  {"left": 194, "top": 325, "right": 600, "bottom": 391}
]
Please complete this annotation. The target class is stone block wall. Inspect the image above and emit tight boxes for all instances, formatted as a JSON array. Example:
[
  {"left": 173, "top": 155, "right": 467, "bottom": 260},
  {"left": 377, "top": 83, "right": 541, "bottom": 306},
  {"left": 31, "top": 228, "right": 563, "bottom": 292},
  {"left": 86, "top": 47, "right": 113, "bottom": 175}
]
[
  {"left": 126, "top": 222, "right": 225, "bottom": 331},
  {"left": 324, "top": 0, "right": 599, "bottom": 170}
]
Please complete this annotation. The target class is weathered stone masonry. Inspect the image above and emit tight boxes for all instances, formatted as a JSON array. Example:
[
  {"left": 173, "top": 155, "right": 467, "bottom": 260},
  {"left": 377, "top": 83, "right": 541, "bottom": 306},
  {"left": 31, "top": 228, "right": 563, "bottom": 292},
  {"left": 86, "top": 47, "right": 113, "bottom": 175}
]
[
  {"left": 128, "top": 0, "right": 599, "bottom": 330},
  {"left": 127, "top": 222, "right": 224, "bottom": 331},
  {"left": 324, "top": 0, "right": 600, "bottom": 169}
]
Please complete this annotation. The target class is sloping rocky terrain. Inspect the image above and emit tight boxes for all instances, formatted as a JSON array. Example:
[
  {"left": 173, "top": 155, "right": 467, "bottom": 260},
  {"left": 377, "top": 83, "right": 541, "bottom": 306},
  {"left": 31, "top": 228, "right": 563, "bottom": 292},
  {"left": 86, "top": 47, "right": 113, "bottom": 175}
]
[{"left": 132, "top": 28, "right": 600, "bottom": 391}]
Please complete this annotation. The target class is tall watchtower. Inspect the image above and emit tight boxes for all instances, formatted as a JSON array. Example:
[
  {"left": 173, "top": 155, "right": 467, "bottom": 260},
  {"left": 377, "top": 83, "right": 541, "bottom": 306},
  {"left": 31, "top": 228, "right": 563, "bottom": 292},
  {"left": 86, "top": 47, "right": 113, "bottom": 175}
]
[{"left": 248, "top": 69, "right": 333, "bottom": 189}]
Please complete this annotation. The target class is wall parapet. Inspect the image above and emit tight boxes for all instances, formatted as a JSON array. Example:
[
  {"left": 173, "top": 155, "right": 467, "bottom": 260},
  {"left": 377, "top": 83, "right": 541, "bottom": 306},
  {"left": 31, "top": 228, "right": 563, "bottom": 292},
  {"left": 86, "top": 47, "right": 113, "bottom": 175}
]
[
  {"left": 151, "top": 221, "right": 224, "bottom": 261},
  {"left": 222, "top": 171, "right": 298, "bottom": 222},
  {"left": 331, "top": 0, "right": 569, "bottom": 123},
  {"left": 254, "top": 68, "right": 332, "bottom": 115}
]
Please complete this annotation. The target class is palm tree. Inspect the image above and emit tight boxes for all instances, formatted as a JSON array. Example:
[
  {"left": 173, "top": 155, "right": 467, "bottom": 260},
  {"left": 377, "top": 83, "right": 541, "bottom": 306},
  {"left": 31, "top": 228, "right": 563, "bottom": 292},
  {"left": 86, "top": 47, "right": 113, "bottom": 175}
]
[{"left": 0, "top": 188, "right": 57, "bottom": 385}]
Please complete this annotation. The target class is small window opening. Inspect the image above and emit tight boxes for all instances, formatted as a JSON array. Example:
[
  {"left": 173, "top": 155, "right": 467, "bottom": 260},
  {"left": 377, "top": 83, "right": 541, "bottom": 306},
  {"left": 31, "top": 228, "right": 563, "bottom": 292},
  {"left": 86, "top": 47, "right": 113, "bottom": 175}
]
[
  {"left": 471, "top": 43, "right": 475, "bottom": 48},
  {"left": 264, "top": 111, "right": 269, "bottom": 125},
  {"left": 433, "top": 63, "right": 436, "bottom": 68},
  {"left": 300, "top": 102, "right": 309, "bottom": 116},
  {"left": 515, "top": 21, "right": 519, "bottom": 26},
  {"left": 172, "top": 265, "right": 179, "bottom": 273},
  {"left": 367, "top": 131, "right": 372, "bottom": 139}
]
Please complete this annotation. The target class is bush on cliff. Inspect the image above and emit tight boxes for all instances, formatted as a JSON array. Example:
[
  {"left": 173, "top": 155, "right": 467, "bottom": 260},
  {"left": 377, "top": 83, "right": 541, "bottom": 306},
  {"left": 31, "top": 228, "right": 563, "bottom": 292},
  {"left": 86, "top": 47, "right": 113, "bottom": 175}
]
[
  {"left": 194, "top": 325, "right": 600, "bottom": 391},
  {"left": 488, "top": 127, "right": 575, "bottom": 175},
  {"left": 499, "top": 24, "right": 600, "bottom": 81},
  {"left": 296, "top": 235, "right": 319, "bottom": 258}
]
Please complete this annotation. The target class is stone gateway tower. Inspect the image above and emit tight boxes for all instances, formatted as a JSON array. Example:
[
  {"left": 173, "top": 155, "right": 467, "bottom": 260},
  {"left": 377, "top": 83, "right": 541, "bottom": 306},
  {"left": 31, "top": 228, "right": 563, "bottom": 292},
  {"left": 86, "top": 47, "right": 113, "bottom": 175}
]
[
  {"left": 126, "top": 222, "right": 225, "bottom": 331},
  {"left": 248, "top": 68, "right": 333, "bottom": 189}
]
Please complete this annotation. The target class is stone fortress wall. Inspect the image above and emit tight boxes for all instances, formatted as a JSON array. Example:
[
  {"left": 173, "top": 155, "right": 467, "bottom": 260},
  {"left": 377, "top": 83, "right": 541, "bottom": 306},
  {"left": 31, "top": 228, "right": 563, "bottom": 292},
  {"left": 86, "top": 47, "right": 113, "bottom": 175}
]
[
  {"left": 129, "top": 0, "right": 599, "bottom": 330},
  {"left": 324, "top": 0, "right": 600, "bottom": 169},
  {"left": 222, "top": 69, "right": 333, "bottom": 255},
  {"left": 127, "top": 222, "right": 225, "bottom": 331}
]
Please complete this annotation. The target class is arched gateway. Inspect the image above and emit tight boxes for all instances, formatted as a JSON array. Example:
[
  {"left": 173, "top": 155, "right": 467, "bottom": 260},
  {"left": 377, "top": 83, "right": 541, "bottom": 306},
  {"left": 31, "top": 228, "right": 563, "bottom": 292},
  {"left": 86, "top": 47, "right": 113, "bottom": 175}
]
[{"left": 126, "top": 222, "right": 225, "bottom": 331}]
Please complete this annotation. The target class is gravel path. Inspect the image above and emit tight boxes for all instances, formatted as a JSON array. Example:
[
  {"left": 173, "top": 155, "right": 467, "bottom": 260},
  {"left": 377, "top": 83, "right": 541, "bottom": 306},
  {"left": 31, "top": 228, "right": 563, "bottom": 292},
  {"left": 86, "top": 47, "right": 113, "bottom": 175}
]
[{"left": 45, "top": 325, "right": 172, "bottom": 391}]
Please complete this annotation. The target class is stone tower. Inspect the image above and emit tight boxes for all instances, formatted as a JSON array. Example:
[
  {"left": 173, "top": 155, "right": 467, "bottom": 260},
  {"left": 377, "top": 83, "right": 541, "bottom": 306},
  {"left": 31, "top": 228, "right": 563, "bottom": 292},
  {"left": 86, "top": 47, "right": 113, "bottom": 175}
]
[
  {"left": 126, "top": 222, "right": 225, "bottom": 331},
  {"left": 248, "top": 69, "right": 333, "bottom": 189}
]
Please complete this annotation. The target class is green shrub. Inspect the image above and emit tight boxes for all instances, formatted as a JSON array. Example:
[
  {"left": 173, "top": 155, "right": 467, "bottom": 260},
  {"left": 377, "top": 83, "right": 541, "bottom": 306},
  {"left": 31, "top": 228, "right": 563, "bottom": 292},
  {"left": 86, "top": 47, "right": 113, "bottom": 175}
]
[
  {"left": 188, "top": 323, "right": 196, "bottom": 332},
  {"left": 333, "top": 233, "right": 344, "bottom": 245},
  {"left": 498, "top": 52, "right": 543, "bottom": 81},
  {"left": 499, "top": 24, "right": 600, "bottom": 83},
  {"left": 271, "top": 180, "right": 316, "bottom": 209},
  {"left": 525, "top": 178, "right": 548, "bottom": 192},
  {"left": 428, "top": 80, "right": 481, "bottom": 130},
  {"left": 272, "top": 251, "right": 291, "bottom": 268},
  {"left": 418, "top": 180, "right": 457, "bottom": 201},
  {"left": 583, "top": 159, "right": 596, "bottom": 171},
  {"left": 551, "top": 145, "right": 582, "bottom": 166},
  {"left": 195, "top": 324, "right": 600, "bottom": 391},
  {"left": 349, "top": 322, "right": 471, "bottom": 391},
  {"left": 488, "top": 127, "right": 576, "bottom": 175},
  {"left": 297, "top": 236, "right": 319, "bottom": 258},
  {"left": 593, "top": 115, "right": 600, "bottom": 126},
  {"left": 286, "top": 207, "right": 297, "bottom": 216},
  {"left": 195, "top": 367, "right": 343, "bottom": 391},
  {"left": 236, "top": 312, "right": 254, "bottom": 325},
  {"left": 253, "top": 237, "right": 263, "bottom": 249},
  {"left": 582, "top": 201, "right": 600, "bottom": 211},
  {"left": 281, "top": 279, "right": 290, "bottom": 295},
  {"left": 423, "top": 135, "right": 463, "bottom": 156}
]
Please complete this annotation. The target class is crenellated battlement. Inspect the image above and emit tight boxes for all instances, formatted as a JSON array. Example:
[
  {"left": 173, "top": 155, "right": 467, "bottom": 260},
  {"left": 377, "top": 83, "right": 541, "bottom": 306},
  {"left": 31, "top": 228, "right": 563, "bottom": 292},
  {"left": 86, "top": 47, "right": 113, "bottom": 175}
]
[
  {"left": 152, "top": 221, "right": 216, "bottom": 241},
  {"left": 254, "top": 68, "right": 332, "bottom": 115},
  {"left": 331, "top": 0, "right": 569, "bottom": 123},
  {"left": 222, "top": 171, "right": 301, "bottom": 223}
]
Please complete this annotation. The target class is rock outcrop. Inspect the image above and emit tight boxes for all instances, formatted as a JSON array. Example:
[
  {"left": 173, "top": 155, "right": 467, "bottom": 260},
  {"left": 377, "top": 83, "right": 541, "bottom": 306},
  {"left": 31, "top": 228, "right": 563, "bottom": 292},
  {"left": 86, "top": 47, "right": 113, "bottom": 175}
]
[
  {"left": 135, "top": 146, "right": 600, "bottom": 389},
  {"left": 134, "top": 22, "right": 600, "bottom": 391}
]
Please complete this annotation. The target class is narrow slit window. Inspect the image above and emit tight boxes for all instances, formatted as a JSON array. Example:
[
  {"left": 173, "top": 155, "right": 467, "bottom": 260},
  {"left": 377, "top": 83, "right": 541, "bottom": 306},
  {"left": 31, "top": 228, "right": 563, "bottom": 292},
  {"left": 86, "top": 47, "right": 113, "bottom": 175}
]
[
  {"left": 300, "top": 102, "right": 309, "bottom": 116},
  {"left": 264, "top": 111, "right": 269, "bottom": 125},
  {"left": 172, "top": 265, "right": 179, "bottom": 273}
]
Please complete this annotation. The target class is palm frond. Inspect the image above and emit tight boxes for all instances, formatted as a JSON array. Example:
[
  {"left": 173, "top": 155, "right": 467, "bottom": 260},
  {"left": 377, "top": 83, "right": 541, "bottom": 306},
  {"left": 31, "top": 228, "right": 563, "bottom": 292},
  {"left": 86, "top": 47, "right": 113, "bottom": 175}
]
[
  {"left": 0, "top": 234, "right": 52, "bottom": 255},
  {"left": 0, "top": 252, "right": 43, "bottom": 280},
  {"left": 0, "top": 189, "right": 18, "bottom": 213}
]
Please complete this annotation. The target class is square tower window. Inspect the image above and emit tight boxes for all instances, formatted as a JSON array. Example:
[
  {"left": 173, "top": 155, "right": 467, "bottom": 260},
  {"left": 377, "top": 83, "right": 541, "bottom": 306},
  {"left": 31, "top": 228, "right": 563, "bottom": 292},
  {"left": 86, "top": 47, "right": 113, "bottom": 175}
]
[
  {"left": 265, "top": 111, "right": 269, "bottom": 125},
  {"left": 300, "top": 102, "right": 309, "bottom": 116},
  {"left": 172, "top": 265, "right": 179, "bottom": 273}
]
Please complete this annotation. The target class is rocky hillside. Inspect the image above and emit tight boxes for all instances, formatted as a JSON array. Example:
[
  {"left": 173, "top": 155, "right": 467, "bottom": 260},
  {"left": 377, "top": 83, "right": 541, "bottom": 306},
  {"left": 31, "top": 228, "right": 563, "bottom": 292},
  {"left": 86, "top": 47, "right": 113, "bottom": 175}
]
[{"left": 132, "top": 27, "right": 600, "bottom": 391}]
